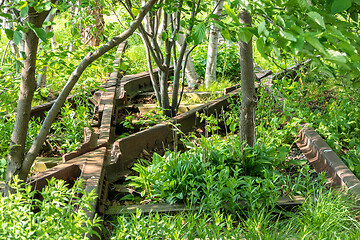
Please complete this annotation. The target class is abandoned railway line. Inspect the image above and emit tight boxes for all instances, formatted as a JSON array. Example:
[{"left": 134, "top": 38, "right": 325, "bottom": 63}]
[{"left": 3, "top": 43, "right": 360, "bottom": 238}]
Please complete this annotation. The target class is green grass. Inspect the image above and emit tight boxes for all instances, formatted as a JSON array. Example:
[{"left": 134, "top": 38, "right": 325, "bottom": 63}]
[
  {"left": 196, "top": 77, "right": 234, "bottom": 92},
  {"left": 109, "top": 190, "right": 360, "bottom": 239}
]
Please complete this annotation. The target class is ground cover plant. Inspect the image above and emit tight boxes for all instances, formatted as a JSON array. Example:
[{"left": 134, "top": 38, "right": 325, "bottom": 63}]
[{"left": 0, "top": 177, "right": 101, "bottom": 239}]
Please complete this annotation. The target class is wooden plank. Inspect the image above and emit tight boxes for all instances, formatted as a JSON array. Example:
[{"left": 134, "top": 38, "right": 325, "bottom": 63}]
[
  {"left": 105, "top": 203, "right": 199, "bottom": 215},
  {"left": 105, "top": 196, "right": 305, "bottom": 215}
]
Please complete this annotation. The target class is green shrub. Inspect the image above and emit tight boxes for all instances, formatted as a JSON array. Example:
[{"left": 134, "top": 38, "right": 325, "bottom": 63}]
[
  {"left": 127, "top": 133, "right": 325, "bottom": 212},
  {"left": 0, "top": 177, "right": 102, "bottom": 240}
]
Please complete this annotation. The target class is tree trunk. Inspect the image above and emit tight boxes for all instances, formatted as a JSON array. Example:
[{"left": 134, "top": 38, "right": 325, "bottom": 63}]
[
  {"left": 175, "top": 31, "right": 200, "bottom": 89},
  {"left": 204, "top": 0, "right": 224, "bottom": 88},
  {"left": 68, "top": 0, "right": 81, "bottom": 58},
  {"left": 239, "top": 9, "right": 257, "bottom": 147},
  {"left": 6, "top": 6, "right": 51, "bottom": 192},
  {"left": 159, "top": 13, "right": 171, "bottom": 117}
]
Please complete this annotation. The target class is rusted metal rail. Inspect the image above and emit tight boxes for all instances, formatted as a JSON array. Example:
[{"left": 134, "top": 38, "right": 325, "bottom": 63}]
[{"left": 297, "top": 127, "right": 360, "bottom": 197}]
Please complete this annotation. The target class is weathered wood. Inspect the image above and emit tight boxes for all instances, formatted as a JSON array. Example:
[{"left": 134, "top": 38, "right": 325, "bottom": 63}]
[
  {"left": 105, "top": 203, "right": 199, "bottom": 215},
  {"left": 105, "top": 196, "right": 305, "bottom": 215},
  {"left": 128, "top": 103, "right": 203, "bottom": 114}
]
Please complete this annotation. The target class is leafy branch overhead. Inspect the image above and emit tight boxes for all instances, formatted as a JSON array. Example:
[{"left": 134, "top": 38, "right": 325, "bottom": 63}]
[
  {"left": 3, "top": 0, "right": 56, "bottom": 44},
  {"left": 217, "top": 1, "right": 360, "bottom": 86}
]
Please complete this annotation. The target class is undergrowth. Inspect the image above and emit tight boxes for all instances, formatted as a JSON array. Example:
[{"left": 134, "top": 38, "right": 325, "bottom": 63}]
[
  {"left": 106, "top": 86, "right": 360, "bottom": 239},
  {"left": 0, "top": 177, "right": 102, "bottom": 239},
  {"left": 272, "top": 72, "right": 360, "bottom": 179}
]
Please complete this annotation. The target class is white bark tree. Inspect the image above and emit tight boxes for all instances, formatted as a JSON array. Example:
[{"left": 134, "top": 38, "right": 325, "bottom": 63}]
[{"left": 204, "top": 0, "right": 224, "bottom": 88}]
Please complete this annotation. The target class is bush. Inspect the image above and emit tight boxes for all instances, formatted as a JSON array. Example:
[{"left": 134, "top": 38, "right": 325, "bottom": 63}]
[{"left": 0, "top": 177, "right": 102, "bottom": 240}]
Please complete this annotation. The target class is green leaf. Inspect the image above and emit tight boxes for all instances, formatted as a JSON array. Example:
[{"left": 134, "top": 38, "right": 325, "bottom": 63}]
[
  {"left": 161, "top": 32, "right": 167, "bottom": 41},
  {"left": 224, "top": 3, "right": 240, "bottom": 25},
  {"left": 305, "top": 34, "right": 327, "bottom": 55},
  {"left": 326, "top": 50, "right": 347, "bottom": 64},
  {"left": 272, "top": 45, "right": 280, "bottom": 58},
  {"left": 318, "top": 66, "right": 335, "bottom": 78},
  {"left": 296, "top": 0, "right": 311, "bottom": 10},
  {"left": 331, "top": 0, "right": 351, "bottom": 14},
  {"left": 46, "top": 31, "right": 54, "bottom": 39},
  {"left": 5, "top": 29, "right": 14, "bottom": 40},
  {"left": 307, "top": 12, "right": 325, "bottom": 29},
  {"left": 131, "top": 7, "right": 140, "bottom": 17},
  {"left": 276, "top": 15, "right": 285, "bottom": 28},
  {"left": 192, "top": 22, "right": 206, "bottom": 45},
  {"left": 33, "top": 28, "right": 47, "bottom": 42},
  {"left": 239, "top": 28, "right": 252, "bottom": 44},
  {"left": 207, "top": 14, "right": 220, "bottom": 20},
  {"left": 294, "top": 35, "right": 305, "bottom": 54},
  {"left": 280, "top": 31, "right": 297, "bottom": 42},
  {"left": 258, "top": 21, "right": 266, "bottom": 35},
  {"left": 20, "top": 5, "right": 29, "bottom": 18},
  {"left": 256, "top": 38, "right": 268, "bottom": 59},
  {"left": 221, "top": 28, "right": 231, "bottom": 40},
  {"left": 355, "top": 0, "right": 360, "bottom": 5},
  {"left": 0, "top": 12, "right": 12, "bottom": 19},
  {"left": 13, "top": 31, "right": 23, "bottom": 45}
]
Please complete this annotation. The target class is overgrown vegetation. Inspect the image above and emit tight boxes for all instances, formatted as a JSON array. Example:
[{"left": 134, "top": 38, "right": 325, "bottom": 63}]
[
  {"left": 272, "top": 71, "right": 360, "bottom": 180},
  {"left": 1, "top": 0, "right": 360, "bottom": 238},
  {"left": 110, "top": 190, "right": 360, "bottom": 239},
  {"left": 0, "top": 177, "right": 101, "bottom": 239},
  {"left": 0, "top": 96, "right": 92, "bottom": 181},
  {"left": 105, "top": 85, "right": 360, "bottom": 238}
]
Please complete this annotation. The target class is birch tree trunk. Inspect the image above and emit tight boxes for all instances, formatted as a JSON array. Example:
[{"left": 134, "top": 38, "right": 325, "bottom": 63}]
[
  {"left": 204, "top": 0, "right": 224, "bottom": 88},
  {"left": 137, "top": 0, "right": 200, "bottom": 116},
  {"left": 239, "top": 9, "right": 257, "bottom": 147},
  {"left": 175, "top": 31, "right": 200, "bottom": 89}
]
